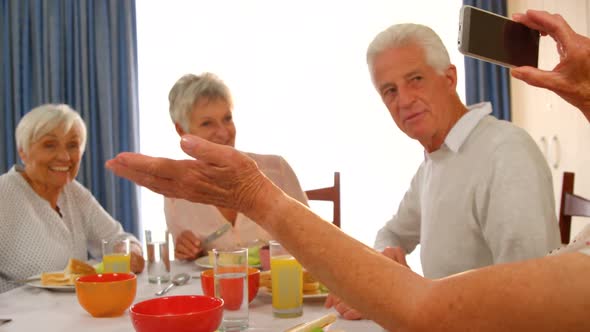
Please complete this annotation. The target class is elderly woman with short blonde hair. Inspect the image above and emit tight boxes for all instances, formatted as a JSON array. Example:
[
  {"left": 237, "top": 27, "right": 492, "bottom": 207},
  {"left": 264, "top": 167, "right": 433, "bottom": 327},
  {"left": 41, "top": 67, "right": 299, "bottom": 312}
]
[
  {"left": 0, "top": 104, "right": 144, "bottom": 293},
  {"left": 165, "top": 73, "right": 309, "bottom": 260}
]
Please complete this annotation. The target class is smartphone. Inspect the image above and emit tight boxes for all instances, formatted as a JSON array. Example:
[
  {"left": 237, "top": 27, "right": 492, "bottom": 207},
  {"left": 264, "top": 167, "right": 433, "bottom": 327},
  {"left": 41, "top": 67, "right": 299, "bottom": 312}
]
[{"left": 458, "top": 5, "right": 540, "bottom": 68}]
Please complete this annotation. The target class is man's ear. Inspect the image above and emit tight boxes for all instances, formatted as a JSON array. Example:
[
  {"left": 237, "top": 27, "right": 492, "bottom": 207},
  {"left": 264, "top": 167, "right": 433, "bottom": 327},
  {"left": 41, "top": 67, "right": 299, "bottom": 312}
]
[
  {"left": 175, "top": 123, "right": 186, "bottom": 136},
  {"left": 444, "top": 64, "right": 458, "bottom": 90}
]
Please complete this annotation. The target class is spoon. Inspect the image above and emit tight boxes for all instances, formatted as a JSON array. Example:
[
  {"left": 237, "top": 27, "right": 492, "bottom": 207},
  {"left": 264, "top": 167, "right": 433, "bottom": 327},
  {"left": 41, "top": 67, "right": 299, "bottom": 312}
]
[{"left": 155, "top": 273, "right": 190, "bottom": 296}]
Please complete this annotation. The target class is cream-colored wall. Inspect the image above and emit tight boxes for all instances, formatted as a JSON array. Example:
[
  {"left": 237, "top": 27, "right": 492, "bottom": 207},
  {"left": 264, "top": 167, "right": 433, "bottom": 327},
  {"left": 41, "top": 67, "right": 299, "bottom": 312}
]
[{"left": 509, "top": 0, "right": 590, "bottom": 240}]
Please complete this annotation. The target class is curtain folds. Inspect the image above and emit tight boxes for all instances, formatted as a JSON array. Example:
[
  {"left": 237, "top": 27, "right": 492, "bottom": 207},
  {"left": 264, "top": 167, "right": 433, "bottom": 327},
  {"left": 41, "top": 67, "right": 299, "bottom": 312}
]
[
  {"left": 0, "top": 0, "right": 140, "bottom": 236},
  {"left": 463, "top": 0, "right": 511, "bottom": 121}
]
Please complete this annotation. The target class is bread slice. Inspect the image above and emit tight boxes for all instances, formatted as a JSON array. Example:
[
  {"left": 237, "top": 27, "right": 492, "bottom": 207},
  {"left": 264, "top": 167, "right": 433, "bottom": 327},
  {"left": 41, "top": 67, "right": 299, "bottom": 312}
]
[
  {"left": 41, "top": 272, "right": 71, "bottom": 286},
  {"left": 40, "top": 272, "right": 86, "bottom": 286},
  {"left": 303, "top": 281, "right": 320, "bottom": 294},
  {"left": 259, "top": 270, "right": 272, "bottom": 289},
  {"left": 68, "top": 274, "right": 84, "bottom": 284},
  {"left": 301, "top": 270, "right": 323, "bottom": 294},
  {"left": 40, "top": 259, "right": 96, "bottom": 286},
  {"left": 64, "top": 258, "right": 96, "bottom": 276},
  {"left": 260, "top": 270, "right": 271, "bottom": 280}
]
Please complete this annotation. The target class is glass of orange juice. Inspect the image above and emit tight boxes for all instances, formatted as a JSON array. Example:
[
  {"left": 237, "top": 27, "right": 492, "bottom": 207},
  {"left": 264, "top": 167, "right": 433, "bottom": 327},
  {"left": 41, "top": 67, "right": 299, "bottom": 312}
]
[
  {"left": 101, "top": 238, "right": 131, "bottom": 273},
  {"left": 270, "top": 240, "right": 302, "bottom": 318}
]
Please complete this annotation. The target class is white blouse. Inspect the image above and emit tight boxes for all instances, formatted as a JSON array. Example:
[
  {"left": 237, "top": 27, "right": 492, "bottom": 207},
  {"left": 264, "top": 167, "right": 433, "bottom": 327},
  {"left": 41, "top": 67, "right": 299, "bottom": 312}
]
[
  {"left": 165, "top": 152, "right": 308, "bottom": 250},
  {"left": 0, "top": 166, "right": 140, "bottom": 293}
]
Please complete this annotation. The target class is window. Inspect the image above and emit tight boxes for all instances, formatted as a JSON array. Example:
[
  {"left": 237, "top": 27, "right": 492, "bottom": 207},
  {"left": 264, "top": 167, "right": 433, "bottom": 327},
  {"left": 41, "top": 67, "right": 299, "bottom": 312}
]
[{"left": 136, "top": 0, "right": 465, "bottom": 275}]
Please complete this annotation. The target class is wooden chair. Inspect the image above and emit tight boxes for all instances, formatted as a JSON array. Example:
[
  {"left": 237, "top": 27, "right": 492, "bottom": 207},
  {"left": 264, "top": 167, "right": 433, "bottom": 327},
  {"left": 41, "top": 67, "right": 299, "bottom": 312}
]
[
  {"left": 558, "top": 172, "right": 590, "bottom": 244},
  {"left": 305, "top": 172, "right": 341, "bottom": 228}
]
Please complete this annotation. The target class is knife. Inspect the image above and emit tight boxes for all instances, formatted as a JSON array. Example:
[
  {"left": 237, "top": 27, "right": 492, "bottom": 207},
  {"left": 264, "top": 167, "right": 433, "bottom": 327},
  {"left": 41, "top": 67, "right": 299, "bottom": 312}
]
[{"left": 201, "top": 223, "right": 231, "bottom": 246}]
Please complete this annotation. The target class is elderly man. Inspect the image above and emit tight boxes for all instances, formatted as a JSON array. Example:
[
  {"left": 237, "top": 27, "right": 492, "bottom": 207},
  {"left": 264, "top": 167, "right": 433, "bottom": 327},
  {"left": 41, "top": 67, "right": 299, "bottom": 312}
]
[
  {"left": 370, "top": 24, "right": 560, "bottom": 274},
  {"left": 325, "top": 23, "right": 560, "bottom": 319}
]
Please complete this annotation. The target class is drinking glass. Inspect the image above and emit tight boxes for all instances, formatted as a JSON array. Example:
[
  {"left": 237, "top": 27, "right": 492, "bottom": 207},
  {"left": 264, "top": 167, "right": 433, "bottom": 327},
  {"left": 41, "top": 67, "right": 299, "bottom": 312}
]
[
  {"left": 145, "top": 230, "right": 171, "bottom": 283},
  {"left": 101, "top": 238, "right": 131, "bottom": 273},
  {"left": 270, "top": 240, "right": 303, "bottom": 318},
  {"left": 213, "top": 247, "right": 249, "bottom": 331}
]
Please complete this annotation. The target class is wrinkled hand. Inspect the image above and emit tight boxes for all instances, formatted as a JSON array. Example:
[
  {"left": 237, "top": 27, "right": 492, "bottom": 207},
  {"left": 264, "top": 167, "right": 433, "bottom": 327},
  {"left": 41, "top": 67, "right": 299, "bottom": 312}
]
[
  {"left": 116, "top": 242, "right": 145, "bottom": 273},
  {"left": 324, "top": 246, "right": 410, "bottom": 320},
  {"left": 130, "top": 250, "right": 145, "bottom": 274},
  {"left": 382, "top": 246, "right": 410, "bottom": 269},
  {"left": 324, "top": 293, "right": 364, "bottom": 320},
  {"left": 105, "top": 135, "right": 267, "bottom": 215},
  {"left": 174, "top": 230, "right": 203, "bottom": 260},
  {"left": 511, "top": 10, "right": 590, "bottom": 117}
]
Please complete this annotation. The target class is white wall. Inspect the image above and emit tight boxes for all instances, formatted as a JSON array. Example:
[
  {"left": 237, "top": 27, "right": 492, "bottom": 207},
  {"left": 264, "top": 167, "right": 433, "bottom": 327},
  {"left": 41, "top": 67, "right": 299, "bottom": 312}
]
[{"left": 136, "top": 0, "right": 465, "bottom": 275}]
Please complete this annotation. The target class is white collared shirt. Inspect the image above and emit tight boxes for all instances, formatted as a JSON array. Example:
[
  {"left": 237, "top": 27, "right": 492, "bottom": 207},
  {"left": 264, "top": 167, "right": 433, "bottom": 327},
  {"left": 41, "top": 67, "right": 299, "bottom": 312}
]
[{"left": 443, "top": 102, "right": 493, "bottom": 153}]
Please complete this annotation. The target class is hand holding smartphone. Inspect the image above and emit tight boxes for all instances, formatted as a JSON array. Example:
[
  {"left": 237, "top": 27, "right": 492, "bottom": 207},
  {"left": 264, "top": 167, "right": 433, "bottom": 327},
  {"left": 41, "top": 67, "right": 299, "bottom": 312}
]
[{"left": 458, "top": 5, "right": 540, "bottom": 68}]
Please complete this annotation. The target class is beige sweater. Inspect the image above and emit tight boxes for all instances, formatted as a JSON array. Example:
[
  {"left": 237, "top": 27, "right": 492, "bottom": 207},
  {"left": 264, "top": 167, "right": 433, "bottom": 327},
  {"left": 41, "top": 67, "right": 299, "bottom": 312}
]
[{"left": 165, "top": 152, "right": 308, "bottom": 250}]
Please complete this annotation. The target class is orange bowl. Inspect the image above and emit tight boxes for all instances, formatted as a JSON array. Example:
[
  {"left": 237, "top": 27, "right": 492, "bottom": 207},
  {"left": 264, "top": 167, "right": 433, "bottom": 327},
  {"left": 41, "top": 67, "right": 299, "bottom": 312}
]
[
  {"left": 201, "top": 267, "right": 260, "bottom": 307},
  {"left": 130, "top": 295, "right": 223, "bottom": 332},
  {"left": 75, "top": 273, "right": 136, "bottom": 317}
]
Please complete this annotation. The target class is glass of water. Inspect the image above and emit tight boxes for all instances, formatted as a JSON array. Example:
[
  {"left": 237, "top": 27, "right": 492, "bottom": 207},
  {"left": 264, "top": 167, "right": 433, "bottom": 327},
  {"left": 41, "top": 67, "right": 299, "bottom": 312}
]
[
  {"left": 213, "top": 247, "right": 249, "bottom": 332},
  {"left": 145, "top": 229, "right": 171, "bottom": 284}
]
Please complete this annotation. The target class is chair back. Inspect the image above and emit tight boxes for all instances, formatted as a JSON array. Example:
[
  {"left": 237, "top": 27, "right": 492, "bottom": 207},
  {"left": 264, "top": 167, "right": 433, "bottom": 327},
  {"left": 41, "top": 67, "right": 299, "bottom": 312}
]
[
  {"left": 305, "top": 172, "right": 341, "bottom": 228},
  {"left": 558, "top": 172, "right": 590, "bottom": 244}
]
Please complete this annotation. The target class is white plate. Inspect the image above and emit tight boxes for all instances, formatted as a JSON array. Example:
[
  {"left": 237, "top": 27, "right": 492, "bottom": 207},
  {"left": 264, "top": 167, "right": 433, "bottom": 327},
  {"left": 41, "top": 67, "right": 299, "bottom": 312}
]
[
  {"left": 25, "top": 273, "right": 75, "bottom": 292},
  {"left": 194, "top": 256, "right": 214, "bottom": 269},
  {"left": 259, "top": 287, "right": 328, "bottom": 300},
  {"left": 194, "top": 256, "right": 261, "bottom": 269}
]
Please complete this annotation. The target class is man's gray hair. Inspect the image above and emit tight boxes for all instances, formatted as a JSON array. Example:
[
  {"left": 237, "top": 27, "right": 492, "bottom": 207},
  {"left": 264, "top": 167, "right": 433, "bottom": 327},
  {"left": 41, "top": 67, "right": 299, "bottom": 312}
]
[
  {"left": 16, "top": 103, "right": 87, "bottom": 154},
  {"left": 366, "top": 23, "right": 451, "bottom": 75},
  {"left": 168, "top": 73, "right": 233, "bottom": 132}
]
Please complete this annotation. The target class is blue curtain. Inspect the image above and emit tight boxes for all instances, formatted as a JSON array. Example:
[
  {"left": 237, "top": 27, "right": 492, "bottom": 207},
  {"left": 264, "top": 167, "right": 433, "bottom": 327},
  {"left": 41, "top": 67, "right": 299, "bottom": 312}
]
[
  {"left": 0, "top": 0, "right": 140, "bottom": 236},
  {"left": 463, "top": 0, "right": 511, "bottom": 121}
]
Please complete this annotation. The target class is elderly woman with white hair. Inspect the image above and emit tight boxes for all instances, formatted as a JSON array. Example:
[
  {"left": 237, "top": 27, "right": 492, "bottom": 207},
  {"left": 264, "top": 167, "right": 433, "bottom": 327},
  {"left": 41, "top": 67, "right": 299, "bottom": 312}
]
[
  {"left": 0, "top": 104, "right": 144, "bottom": 293},
  {"left": 165, "top": 72, "right": 309, "bottom": 260}
]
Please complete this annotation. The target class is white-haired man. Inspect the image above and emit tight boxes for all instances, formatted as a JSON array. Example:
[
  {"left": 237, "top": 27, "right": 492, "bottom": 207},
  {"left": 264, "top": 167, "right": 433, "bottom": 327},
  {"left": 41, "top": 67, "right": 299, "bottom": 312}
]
[{"left": 325, "top": 23, "right": 560, "bottom": 319}]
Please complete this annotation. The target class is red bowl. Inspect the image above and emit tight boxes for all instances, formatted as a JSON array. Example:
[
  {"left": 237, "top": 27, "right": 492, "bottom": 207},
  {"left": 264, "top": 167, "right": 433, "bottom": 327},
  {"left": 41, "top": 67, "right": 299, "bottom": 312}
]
[
  {"left": 129, "top": 295, "right": 223, "bottom": 332},
  {"left": 75, "top": 273, "right": 136, "bottom": 317},
  {"left": 201, "top": 267, "right": 260, "bottom": 308}
]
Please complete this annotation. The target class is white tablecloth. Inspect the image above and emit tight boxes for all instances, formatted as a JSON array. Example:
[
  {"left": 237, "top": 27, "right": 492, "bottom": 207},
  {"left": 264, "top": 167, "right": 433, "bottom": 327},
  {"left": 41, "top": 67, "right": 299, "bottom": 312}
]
[{"left": 0, "top": 261, "right": 383, "bottom": 331}]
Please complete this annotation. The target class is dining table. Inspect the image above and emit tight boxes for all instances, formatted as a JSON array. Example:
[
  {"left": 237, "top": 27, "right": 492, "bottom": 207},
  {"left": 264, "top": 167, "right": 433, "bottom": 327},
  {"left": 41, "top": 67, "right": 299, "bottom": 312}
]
[{"left": 0, "top": 260, "right": 384, "bottom": 331}]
